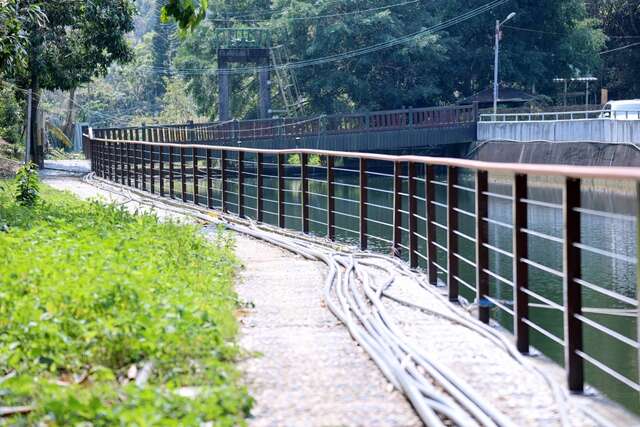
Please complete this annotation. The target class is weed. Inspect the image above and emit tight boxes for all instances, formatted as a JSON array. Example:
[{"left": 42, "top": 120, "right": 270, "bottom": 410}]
[
  {"left": 14, "top": 162, "right": 39, "bottom": 207},
  {"left": 0, "top": 182, "right": 252, "bottom": 426}
]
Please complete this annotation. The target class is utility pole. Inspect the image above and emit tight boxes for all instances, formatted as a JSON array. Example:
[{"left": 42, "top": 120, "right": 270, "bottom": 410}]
[
  {"left": 493, "top": 12, "right": 516, "bottom": 118},
  {"left": 24, "top": 89, "right": 32, "bottom": 164}
]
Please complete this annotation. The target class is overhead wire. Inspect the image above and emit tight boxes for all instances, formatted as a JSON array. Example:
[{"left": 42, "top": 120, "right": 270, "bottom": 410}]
[{"left": 209, "top": 0, "right": 421, "bottom": 24}]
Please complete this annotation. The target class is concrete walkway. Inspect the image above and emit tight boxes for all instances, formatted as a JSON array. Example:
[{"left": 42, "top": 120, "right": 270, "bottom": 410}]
[{"left": 233, "top": 234, "right": 420, "bottom": 427}]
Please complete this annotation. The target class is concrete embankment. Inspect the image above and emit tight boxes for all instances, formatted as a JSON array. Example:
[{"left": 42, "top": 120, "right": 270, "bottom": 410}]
[{"left": 468, "top": 140, "right": 640, "bottom": 166}]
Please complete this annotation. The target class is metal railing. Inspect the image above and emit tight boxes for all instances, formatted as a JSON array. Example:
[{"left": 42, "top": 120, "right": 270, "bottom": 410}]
[
  {"left": 214, "top": 27, "right": 272, "bottom": 49},
  {"left": 88, "top": 129, "right": 640, "bottom": 411},
  {"left": 90, "top": 105, "right": 477, "bottom": 147},
  {"left": 481, "top": 109, "right": 640, "bottom": 122}
]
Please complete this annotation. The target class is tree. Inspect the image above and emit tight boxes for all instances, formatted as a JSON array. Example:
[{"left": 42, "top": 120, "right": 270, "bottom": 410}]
[
  {"left": 149, "top": 0, "right": 177, "bottom": 112},
  {"left": 167, "top": 0, "right": 604, "bottom": 118},
  {"left": 0, "top": 0, "right": 45, "bottom": 75},
  {"left": 161, "top": 0, "right": 209, "bottom": 31},
  {"left": 594, "top": 0, "right": 640, "bottom": 99},
  {"left": 11, "top": 0, "right": 135, "bottom": 166}
]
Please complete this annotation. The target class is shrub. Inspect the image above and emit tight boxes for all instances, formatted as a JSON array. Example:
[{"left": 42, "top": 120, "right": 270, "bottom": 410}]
[{"left": 14, "top": 162, "right": 39, "bottom": 206}]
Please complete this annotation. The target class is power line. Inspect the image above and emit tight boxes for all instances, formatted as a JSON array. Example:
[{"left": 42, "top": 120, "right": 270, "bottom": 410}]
[
  {"left": 142, "top": 0, "right": 509, "bottom": 77},
  {"left": 210, "top": 0, "right": 421, "bottom": 24},
  {"left": 599, "top": 41, "right": 640, "bottom": 55}
]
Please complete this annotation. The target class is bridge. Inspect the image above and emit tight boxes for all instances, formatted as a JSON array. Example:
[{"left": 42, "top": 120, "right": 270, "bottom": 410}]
[
  {"left": 85, "top": 104, "right": 478, "bottom": 157},
  {"left": 84, "top": 127, "right": 640, "bottom": 421}
]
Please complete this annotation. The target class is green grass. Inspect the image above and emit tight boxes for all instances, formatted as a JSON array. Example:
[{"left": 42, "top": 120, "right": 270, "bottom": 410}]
[{"left": 0, "top": 181, "right": 252, "bottom": 426}]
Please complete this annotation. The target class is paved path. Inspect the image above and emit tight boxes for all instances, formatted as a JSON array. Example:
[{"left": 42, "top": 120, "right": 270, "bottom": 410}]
[{"left": 232, "top": 234, "right": 421, "bottom": 427}]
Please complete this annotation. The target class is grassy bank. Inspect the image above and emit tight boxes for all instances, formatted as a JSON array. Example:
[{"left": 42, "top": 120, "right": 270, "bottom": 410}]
[{"left": 0, "top": 181, "right": 251, "bottom": 425}]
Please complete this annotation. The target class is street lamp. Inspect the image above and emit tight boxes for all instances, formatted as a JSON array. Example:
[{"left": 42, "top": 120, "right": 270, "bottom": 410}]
[{"left": 493, "top": 12, "right": 516, "bottom": 117}]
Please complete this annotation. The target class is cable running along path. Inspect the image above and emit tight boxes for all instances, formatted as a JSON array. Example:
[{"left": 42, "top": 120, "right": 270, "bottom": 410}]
[{"left": 42, "top": 162, "right": 637, "bottom": 427}]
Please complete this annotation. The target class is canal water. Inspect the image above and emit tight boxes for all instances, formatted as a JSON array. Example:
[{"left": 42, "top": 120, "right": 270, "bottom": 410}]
[{"left": 163, "top": 152, "right": 638, "bottom": 413}]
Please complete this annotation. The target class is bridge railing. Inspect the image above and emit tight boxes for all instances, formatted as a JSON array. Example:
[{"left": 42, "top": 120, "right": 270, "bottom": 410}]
[
  {"left": 87, "top": 130, "right": 640, "bottom": 412},
  {"left": 481, "top": 109, "right": 640, "bottom": 122},
  {"left": 92, "top": 104, "right": 477, "bottom": 145}
]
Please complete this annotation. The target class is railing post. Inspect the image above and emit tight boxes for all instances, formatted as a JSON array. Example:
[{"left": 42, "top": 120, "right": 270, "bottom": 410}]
[
  {"left": 392, "top": 161, "right": 402, "bottom": 257},
  {"left": 206, "top": 149, "right": 213, "bottom": 208},
  {"left": 118, "top": 130, "right": 124, "bottom": 185},
  {"left": 134, "top": 129, "right": 139, "bottom": 188},
  {"left": 426, "top": 164, "right": 437, "bottom": 285},
  {"left": 126, "top": 132, "right": 132, "bottom": 187},
  {"left": 564, "top": 177, "right": 584, "bottom": 392},
  {"left": 475, "top": 170, "right": 490, "bottom": 323},
  {"left": 141, "top": 125, "right": 147, "bottom": 191},
  {"left": 150, "top": 136, "right": 155, "bottom": 195},
  {"left": 637, "top": 182, "right": 640, "bottom": 390},
  {"left": 238, "top": 151, "right": 245, "bottom": 218},
  {"left": 359, "top": 158, "right": 368, "bottom": 251},
  {"left": 192, "top": 146, "right": 198, "bottom": 204},
  {"left": 408, "top": 162, "right": 418, "bottom": 268},
  {"left": 513, "top": 173, "right": 529, "bottom": 353},
  {"left": 221, "top": 150, "right": 227, "bottom": 212},
  {"left": 256, "top": 152, "right": 264, "bottom": 222},
  {"left": 158, "top": 142, "right": 164, "bottom": 196},
  {"left": 180, "top": 145, "right": 186, "bottom": 202},
  {"left": 447, "top": 166, "right": 459, "bottom": 302},
  {"left": 301, "top": 153, "right": 309, "bottom": 233},
  {"left": 327, "top": 155, "right": 335, "bottom": 240},
  {"left": 168, "top": 145, "right": 174, "bottom": 198},
  {"left": 277, "top": 153, "right": 285, "bottom": 228}
]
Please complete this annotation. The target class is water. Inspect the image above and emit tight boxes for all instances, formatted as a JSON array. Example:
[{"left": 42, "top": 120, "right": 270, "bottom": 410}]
[{"left": 151, "top": 152, "right": 638, "bottom": 413}]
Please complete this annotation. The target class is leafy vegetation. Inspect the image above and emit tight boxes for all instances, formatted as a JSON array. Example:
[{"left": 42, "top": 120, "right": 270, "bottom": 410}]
[
  {"left": 0, "top": 183, "right": 252, "bottom": 425},
  {"left": 13, "top": 162, "right": 39, "bottom": 206}
]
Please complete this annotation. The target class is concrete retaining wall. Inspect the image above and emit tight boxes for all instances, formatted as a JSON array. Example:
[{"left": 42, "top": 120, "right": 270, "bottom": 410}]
[
  {"left": 478, "top": 120, "right": 640, "bottom": 144},
  {"left": 469, "top": 140, "right": 640, "bottom": 167}
]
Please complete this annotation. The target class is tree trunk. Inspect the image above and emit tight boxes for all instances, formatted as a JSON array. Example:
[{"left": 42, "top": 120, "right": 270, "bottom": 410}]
[
  {"left": 29, "top": 76, "right": 43, "bottom": 168},
  {"left": 62, "top": 87, "right": 76, "bottom": 140}
]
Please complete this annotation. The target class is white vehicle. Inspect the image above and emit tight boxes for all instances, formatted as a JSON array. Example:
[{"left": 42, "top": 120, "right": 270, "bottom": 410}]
[{"left": 600, "top": 100, "right": 640, "bottom": 120}]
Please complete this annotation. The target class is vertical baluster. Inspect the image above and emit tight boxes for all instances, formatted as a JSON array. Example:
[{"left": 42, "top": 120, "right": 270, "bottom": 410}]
[
  {"left": 238, "top": 151, "right": 245, "bottom": 217},
  {"left": 392, "top": 161, "right": 402, "bottom": 257},
  {"left": 150, "top": 132, "right": 155, "bottom": 194},
  {"left": 108, "top": 130, "right": 113, "bottom": 181},
  {"left": 166, "top": 144, "right": 173, "bottom": 198},
  {"left": 301, "top": 153, "right": 309, "bottom": 233},
  {"left": 475, "top": 170, "right": 490, "bottom": 323},
  {"left": 256, "top": 152, "right": 264, "bottom": 222},
  {"left": 180, "top": 146, "right": 186, "bottom": 202},
  {"left": 221, "top": 150, "right": 227, "bottom": 212},
  {"left": 359, "top": 158, "right": 368, "bottom": 250},
  {"left": 134, "top": 129, "right": 139, "bottom": 188},
  {"left": 447, "top": 166, "right": 459, "bottom": 302},
  {"left": 141, "top": 128, "right": 147, "bottom": 191},
  {"left": 206, "top": 149, "right": 213, "bottom": 208},
  {"left": 327, "top": 156, "right": 335, "bottom": 240},
  {"left": 564, "top": 176, "right": 584, "bottom": 392},
  {"left": 117, "top": 130, "right": 123, "bottom": 184},
  {"left": 277, "top": 153, "right": 285, "bottom": 228},
  {"left": 513, "top": 173, "right": 529, "bottom": 353},
  {"left": 126, "top": 131, "right": 132, "bottom": 187},
  {"left": 426, "top": 164, "right": 438, "bottom": 285},
  {"left": 408, "top": 162, "right": 418, "bottom": 268},
  {"left": 192, "top": 146, "right": 198, "bottom": 204}
]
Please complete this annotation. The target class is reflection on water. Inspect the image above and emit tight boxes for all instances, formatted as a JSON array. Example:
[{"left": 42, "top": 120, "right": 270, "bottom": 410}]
[{"left": 172, "top": 153, "right": 639, "bottom": 413}]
